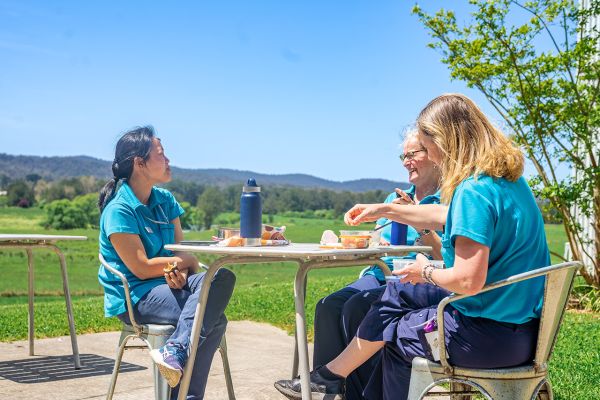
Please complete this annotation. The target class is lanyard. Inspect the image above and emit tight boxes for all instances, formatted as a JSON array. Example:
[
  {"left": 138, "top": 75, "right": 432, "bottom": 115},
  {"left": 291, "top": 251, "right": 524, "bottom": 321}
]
[{"left": 144, "top": 204, "right": 170, "bottom": 225}]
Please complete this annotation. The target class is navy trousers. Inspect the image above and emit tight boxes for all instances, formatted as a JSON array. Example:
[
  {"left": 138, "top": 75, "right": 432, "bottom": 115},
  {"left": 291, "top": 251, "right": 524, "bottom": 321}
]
[
  {"left": 313, "top": 274, "right": 384, "bottom": 400},
  {"left": 358, "top": 281, "right": 539, "bottom": 400},
  {"left": 119, "top": 268, "right": 236, "bottom": 400}
]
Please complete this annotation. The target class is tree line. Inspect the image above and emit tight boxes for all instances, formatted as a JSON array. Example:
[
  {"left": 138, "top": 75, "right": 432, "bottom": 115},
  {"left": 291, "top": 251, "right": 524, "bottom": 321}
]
[
  {"left": 0, "top": 175, "right": 389, "bottom": 229},
  {"left": 1, "top": 174, "right": 564, "bottom": 230}
]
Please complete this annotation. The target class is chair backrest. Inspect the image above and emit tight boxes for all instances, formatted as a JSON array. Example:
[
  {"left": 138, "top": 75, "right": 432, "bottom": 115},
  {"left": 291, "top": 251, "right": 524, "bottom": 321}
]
[
  {"left": 436, "top": 261, "right": 582, "bottom": 373},
  {"left": 534, "top": 261, "right": 580, "bottom": 370},
  {"left": 99, "top": 253, "right": 143, "bottom": 332}
]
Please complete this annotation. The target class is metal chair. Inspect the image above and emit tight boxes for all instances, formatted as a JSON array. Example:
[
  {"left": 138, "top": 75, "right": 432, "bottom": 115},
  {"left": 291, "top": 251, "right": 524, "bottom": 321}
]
[
  {"left": 407, "top": 261, "right": 582, "bottom": 400},
  {"left": 99, "top": 254, "right": 235, "bottom": 400}
]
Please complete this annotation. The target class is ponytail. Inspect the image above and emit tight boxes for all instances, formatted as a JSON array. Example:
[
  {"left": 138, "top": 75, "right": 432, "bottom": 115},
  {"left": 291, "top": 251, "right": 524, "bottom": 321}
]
[{"left": 98, "top": 178, "right": 118, "bottom": 213}]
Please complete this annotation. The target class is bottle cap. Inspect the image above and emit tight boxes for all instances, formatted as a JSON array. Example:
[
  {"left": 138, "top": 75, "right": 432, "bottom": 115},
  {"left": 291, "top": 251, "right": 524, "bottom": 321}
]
[{"left": 243, "top": 178, "right": 261, "bottom": 192}]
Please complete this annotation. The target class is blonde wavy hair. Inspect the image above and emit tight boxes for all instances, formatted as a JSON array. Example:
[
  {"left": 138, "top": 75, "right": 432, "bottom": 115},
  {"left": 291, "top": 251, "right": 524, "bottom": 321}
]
[{"left": 416, "top": 93, "right": 524, "bottom": 203}]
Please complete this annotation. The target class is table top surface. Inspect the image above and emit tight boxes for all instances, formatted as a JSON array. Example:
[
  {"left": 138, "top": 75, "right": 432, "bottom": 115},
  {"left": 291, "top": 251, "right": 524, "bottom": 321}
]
[
  {"left": 165, "top": 242, "right": 431, "bottom": 259},
  {"left": 0, "top": 234, "right": 88, "bottom": 243}
]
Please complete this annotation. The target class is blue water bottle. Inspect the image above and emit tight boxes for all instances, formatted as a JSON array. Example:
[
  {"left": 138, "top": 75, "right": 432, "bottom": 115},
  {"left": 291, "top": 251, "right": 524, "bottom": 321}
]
[
  {"left": 240, "top": 178, "right": 262, "bottom": 246},
  {"left": 390, "top": 221, "right": 408, "bottom": 245}
]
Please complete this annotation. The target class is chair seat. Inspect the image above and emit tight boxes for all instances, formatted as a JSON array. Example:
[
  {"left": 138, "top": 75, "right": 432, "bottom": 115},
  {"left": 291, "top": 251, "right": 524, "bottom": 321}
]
[
  {"left": 412, "top": 357, "right": 548, "bottom": 380},
  {"left": 121, "top": 322, "right": 175, "bottom": 336}
]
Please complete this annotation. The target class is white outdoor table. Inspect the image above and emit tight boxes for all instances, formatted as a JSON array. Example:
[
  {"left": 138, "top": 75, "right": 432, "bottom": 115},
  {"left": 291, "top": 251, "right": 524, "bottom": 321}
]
[
  {"left": 164, "top": 242, "right": 431, "bottom": 400},
  {"left": 0, "top": 234, "right": 87, "bottom": 369}
]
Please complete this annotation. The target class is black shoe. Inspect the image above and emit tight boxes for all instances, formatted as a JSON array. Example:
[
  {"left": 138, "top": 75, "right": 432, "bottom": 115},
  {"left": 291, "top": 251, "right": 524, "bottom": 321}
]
[{"left": 274, "top": 367, "right": 345, "bottom": 400}]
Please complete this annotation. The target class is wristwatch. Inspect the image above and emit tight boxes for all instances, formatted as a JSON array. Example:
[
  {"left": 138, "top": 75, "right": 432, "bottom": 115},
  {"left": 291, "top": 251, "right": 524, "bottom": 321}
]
[{"left": 420, "top": 229, "right": 432, "bottom": 236}]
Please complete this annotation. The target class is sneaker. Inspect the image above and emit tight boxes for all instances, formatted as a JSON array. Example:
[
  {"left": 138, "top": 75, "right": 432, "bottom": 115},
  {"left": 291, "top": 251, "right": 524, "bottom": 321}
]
[
  {"left": 150, "top": 343, "right": 187, "bottom": 388},
  {"left": 274, "top": 366, "right": 345, "bottom": 400}
]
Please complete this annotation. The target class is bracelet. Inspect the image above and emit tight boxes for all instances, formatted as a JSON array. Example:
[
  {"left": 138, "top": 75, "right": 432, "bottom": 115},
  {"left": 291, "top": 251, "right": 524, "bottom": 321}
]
[
  {"left": 422, "top": 265, "right": 432, "bottom": 284},
  {"left": 423, "top": 264, "right": 438, "bottom": 286},
  {"left": 427, "top": 265, "right": 438, "bottom": 286},
  {"left": 420, "top": 229, "right": 432, "bottom": 236},
  {"left": 421, "top": 264, "right": 428, "bottom": 281}
]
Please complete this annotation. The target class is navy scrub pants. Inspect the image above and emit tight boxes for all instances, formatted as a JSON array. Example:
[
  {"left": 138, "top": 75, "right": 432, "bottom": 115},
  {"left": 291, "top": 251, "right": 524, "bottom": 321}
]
[
  {"left": 358, "top": 281, "right": 539, "bottom": 400},
  {"left": 313, "top": 274, "right": 385, "bottom": 400},
  {"left": 119, "top": 268, "right": 236, "bottom": 400}
]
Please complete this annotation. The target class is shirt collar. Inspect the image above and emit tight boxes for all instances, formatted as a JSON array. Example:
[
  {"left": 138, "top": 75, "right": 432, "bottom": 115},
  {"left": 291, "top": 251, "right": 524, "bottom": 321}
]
[
  {"left": 147, "top": 187, "right": 167, "bottom": 209},
  {"left": 422, "top": 189, "right": 442, "bottom": 204},
  {"left": 119, "top": 182, "right": 165, "bottom": 211},
  {"left": 408, "top": 185, "right": 442, "bottom": 204}
]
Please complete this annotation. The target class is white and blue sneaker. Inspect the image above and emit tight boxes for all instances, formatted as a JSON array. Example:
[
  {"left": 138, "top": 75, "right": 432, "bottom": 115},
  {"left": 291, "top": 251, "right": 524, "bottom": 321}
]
[{"left": 150, "top": 343, "right": 187, "bottom": 388}]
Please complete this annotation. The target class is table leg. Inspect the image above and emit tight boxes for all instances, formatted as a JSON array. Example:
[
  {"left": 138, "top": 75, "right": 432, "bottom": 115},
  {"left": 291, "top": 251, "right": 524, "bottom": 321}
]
[
  {"left": 26, "top": 248, "right": 34, "bottom": 356},
  {"left": 292, "top": 330, "right": 299, "bottom": 379},
  {"left": 293, "top": 261, "right": 312, "bottom": 400},
  {"left": 52, "top": 245, "right": 81, "bottom": 369},
  {"left": 290, "top": 257, "right": 392, "bottom": 400},
  {"left": 177, "top": 259, "right": 222, "bottom": 400},
  {"left": 175, "top": 254, "right": 282, "bottom": 400},
  {"left": 291, "top": 272, "right": 307, "bottom": 379}
]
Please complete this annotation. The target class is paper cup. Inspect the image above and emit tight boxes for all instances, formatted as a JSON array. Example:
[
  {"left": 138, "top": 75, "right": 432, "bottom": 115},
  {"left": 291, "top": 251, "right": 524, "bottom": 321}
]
[
  {"left": 392, "top": 259, "right": 415, "bottom": 270},
  {"left": 393, "top": 259, "right": 445, "bottom": 269},
  {"left": 390, "top": 259, "right": 445, "bottom": 281}
]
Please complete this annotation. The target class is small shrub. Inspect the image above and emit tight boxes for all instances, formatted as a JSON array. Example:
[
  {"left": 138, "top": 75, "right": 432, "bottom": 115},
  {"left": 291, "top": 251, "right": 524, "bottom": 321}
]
[
  {"left": 7, "top": 180, "right": 35, "bottom": 207},
  {"left": 43, "top": 193, "right": 99, "bottom": 229},
  {"left": 16, "top": 198, "right": 31, "bottom": 208},
  {"left": 179, "top": 201, "right": 194, "bottom": 229}
]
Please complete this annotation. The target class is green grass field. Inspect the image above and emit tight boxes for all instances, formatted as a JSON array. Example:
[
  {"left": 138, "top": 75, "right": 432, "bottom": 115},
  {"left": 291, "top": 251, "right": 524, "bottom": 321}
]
[{"left": 1, "top": 207, "right": 598, "bottom": 399}]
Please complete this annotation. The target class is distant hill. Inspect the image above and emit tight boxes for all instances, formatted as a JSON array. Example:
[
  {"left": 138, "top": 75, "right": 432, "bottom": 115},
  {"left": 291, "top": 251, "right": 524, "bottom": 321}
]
[{"left": 0, "top": 153, "right": 408, "bottom": 192}]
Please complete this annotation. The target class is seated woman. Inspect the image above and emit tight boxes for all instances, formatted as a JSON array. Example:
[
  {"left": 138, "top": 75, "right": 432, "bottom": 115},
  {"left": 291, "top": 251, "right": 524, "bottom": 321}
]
[
  {"left": 275, "top": 93, "right": 550, "bottom": 400},
  {"left": 308, "top": 130, "right": 442, "bottom": 400},
  {"left": 98, "top": 126, "right": 236, "bottom": 400}
]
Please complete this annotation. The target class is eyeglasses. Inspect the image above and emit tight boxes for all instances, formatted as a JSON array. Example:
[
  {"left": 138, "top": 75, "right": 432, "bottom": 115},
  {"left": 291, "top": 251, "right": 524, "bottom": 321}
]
[{"left": 399, "top": 149, "right": 427, "bottom": 162}]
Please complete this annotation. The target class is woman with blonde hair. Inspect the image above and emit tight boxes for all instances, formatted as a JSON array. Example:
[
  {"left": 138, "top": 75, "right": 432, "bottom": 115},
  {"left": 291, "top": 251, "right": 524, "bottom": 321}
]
[
  {"left": 275, "top": 94, "right": 550, "bottom": 400},
  {"left": 288, "top": 129, "right": 442, "bottom": 400}
]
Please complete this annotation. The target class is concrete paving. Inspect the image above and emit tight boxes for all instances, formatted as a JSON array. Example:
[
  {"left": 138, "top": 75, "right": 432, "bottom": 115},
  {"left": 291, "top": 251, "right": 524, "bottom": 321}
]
[{"left": 0, "top": 321, "right": 310, "bottom": 400}]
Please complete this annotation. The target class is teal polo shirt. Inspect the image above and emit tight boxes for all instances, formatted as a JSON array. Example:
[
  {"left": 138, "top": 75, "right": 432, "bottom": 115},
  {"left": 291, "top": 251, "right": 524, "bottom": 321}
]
[
  {"left": 442, "top": 175, "right": 550, "bottom": 324},
  {"left": 362, "top": 186, "right": 442, "bottom": 282},
  {"left": 98, "top": 182, "right": 184, "bottom": 317}
]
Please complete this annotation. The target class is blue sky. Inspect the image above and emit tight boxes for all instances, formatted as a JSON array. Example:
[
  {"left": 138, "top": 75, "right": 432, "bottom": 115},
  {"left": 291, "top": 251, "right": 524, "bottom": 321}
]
[{"left": 1, "top": 1, "right": 547, "bottom": 183}]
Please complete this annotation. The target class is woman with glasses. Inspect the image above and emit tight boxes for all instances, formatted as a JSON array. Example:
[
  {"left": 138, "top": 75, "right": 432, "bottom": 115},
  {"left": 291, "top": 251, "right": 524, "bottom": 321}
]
[
  {"left": 275, "top": 94, "right": 549, "bottom": 400},
  {"left": 98, "top": 126, "right": 236, "bottom": 399},
  {"left": 277, "top": 130, "right": 442, "bottom": 400}
]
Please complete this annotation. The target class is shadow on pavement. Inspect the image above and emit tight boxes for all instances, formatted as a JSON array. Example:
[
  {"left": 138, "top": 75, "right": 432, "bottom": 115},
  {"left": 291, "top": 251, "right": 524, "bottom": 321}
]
[{"left": 0, "top": 353, "right": 146, "bottom": 384}]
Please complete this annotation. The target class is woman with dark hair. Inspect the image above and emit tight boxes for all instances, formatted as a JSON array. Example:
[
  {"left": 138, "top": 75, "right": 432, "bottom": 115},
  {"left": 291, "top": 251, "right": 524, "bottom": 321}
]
[
  {"left": 275, "top": 94, "right": 549, "bottom": 400},
  {"left": 98, "top": 126, "right": 236, "bottom": 399}
]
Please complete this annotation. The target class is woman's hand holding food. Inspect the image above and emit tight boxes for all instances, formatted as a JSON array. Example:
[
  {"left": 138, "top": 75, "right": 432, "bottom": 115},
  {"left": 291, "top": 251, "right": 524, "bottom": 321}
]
[
  {"left": 175, "top": 252, "right": 200, "bottom": 274},
  {"left": 344, "top": 203, "right": 386, "bottom": 226},
  {"left": 165, "top": 267, "right": 188, "bottom": 289},
  {"left": 392, "top": 253, "right": 429, "bottom": 285}
]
